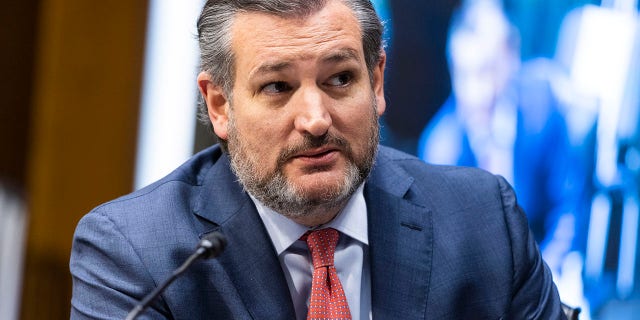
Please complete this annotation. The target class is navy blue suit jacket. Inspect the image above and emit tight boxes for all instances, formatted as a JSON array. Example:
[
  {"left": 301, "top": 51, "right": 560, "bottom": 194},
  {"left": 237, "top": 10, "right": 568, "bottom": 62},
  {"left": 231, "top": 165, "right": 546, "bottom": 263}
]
[{"left": 70, "top": 145, "right": 566, "bottom": 319}]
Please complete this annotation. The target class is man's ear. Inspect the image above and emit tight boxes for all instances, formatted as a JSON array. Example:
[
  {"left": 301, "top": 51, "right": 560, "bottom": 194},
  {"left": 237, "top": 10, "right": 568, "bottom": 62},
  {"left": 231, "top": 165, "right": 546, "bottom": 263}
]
[
  {"left": 372, "top": 51, "right": 387, "bottom": 117},
  {"left": 197, "top": 72, "right": 229, "bottom": 140}
]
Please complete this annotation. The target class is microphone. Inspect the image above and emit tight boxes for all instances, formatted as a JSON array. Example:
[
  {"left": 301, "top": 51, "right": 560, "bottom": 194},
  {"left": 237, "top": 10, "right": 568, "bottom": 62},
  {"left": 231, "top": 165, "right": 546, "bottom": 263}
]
[{"left": 125, "top": 232, "right": 227, "bottom": 320}]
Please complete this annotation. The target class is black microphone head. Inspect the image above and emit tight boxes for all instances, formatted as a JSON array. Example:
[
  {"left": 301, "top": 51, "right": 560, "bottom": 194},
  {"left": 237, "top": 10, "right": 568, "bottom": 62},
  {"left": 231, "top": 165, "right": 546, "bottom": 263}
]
[{"left": 198, "top": 232, "right": 227, "bottom": 259}]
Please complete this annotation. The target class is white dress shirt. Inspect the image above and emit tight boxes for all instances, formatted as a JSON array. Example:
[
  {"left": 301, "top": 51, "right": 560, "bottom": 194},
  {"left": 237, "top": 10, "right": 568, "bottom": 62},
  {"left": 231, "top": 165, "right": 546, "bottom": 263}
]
[{"left": 251, "top": 184, "right": 371, "bottom": 320}]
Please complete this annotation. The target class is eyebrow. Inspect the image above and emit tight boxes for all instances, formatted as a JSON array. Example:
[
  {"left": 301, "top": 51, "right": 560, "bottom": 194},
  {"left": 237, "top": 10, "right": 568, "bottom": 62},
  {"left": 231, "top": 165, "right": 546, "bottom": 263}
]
[
  {"left": 320, "top": 48, "right": 360, "bottom": 65},
  {"left": 251, "top": 61, "right": 293, "bottom": 78},
  {"left": 249, "top": 48, "right": 361, "bottom": 78}
]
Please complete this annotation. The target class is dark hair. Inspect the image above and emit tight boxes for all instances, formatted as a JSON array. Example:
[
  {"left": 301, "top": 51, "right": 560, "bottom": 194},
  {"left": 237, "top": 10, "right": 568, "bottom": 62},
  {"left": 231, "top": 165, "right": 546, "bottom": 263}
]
[{"left": 196, "top": 0, "right": 384, "bottom": 147}]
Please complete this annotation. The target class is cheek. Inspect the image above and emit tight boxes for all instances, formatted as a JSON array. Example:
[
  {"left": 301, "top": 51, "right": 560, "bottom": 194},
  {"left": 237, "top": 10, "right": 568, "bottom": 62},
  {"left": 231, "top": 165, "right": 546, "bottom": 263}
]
[
  {"left": 234, "top": 114, "right": 288, "bottom": 160},
  {"left": 336, "top": 97, "right": 377, "bottom": 136},
  {"left": 245, "top": 115, "right": 288, "bottom": 144}
]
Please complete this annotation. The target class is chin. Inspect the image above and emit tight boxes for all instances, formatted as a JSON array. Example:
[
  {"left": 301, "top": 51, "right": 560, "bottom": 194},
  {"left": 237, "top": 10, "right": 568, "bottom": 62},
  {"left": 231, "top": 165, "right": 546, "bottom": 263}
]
[
  {"left": 293, "top": 171, "right": 344, "bottom": 187},
  {"left": 293, "top": 175, "right": 354, "bottom": 202}
]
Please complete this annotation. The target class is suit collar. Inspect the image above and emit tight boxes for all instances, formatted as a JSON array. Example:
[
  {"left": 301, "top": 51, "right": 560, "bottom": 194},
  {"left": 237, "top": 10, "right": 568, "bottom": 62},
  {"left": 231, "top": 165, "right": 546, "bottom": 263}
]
[{"left": 193, "top": 152, "right": 245, "bottom": 225}]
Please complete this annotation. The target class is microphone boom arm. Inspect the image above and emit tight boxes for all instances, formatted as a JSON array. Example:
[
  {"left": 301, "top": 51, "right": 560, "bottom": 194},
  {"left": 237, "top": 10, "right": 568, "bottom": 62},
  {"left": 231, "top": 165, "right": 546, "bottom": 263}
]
[{"left": 125, "top": 232, "right": 226, "bottom": 320}]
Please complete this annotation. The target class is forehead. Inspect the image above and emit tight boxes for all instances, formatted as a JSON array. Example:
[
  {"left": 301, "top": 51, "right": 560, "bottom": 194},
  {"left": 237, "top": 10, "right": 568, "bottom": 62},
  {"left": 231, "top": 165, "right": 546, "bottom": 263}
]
[{"left": 229, "top": 0, "right": 364, "bottom": 68}]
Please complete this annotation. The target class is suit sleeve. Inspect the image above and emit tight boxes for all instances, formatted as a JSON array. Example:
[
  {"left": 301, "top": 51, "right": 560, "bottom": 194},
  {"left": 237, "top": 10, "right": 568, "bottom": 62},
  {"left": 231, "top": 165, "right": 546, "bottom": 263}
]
[
  {"left": 496, "top": 176, "right": 568, "bottom": 320},
  {"left": 69, "top": 210, "right": 171, "bottom": 319}
]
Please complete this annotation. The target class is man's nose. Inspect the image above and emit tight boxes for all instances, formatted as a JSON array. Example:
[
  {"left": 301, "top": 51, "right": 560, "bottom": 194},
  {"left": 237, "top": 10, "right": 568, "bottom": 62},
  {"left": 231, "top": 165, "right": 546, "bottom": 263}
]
[{"left": 293, "top": 86, "right": 332, "bottom": 137}]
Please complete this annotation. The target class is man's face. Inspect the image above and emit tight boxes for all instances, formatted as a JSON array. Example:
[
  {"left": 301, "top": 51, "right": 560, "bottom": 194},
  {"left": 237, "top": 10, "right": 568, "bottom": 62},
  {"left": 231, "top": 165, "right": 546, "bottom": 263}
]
[{"left": 199, "top": 0, "right": 386, "bottom": 224}]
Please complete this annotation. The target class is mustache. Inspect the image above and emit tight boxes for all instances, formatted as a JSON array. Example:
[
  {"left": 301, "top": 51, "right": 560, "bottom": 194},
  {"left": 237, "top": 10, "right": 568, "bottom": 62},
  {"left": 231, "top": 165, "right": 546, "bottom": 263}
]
[{"left": 276, "top": 132, "right": 351, "bottom": 167}]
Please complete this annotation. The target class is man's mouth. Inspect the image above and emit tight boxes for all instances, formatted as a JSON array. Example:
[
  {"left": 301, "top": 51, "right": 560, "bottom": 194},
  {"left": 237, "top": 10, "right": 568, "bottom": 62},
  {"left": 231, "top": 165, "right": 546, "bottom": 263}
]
[
  {"left": 290, "top": 146, "right": 341, "bottom": 167},
  {"left": 294, "top": 147, "right": 339, "bottom": 158}
]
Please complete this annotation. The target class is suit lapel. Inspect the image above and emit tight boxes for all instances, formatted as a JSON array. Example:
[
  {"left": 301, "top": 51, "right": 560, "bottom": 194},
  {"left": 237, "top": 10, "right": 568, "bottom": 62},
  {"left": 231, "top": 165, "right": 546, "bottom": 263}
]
[
  {"left": 366, "top": 156, "right": 433, "bottom": 320},
  {"left": 193, "top": 153, "right": 296, "bottom": 319}
]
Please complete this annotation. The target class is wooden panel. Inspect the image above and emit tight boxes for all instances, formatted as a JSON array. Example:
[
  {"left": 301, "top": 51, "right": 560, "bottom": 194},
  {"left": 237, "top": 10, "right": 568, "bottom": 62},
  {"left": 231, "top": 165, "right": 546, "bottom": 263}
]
[{"left": 21, "top": 0, "right": 148, "bottom": 318}]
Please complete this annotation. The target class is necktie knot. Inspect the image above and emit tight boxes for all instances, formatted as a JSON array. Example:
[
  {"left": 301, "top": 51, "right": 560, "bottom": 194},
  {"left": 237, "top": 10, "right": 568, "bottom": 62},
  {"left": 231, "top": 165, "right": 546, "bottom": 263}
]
[{"left": 304, "top": 228, "right": 339, "bottom": 269}]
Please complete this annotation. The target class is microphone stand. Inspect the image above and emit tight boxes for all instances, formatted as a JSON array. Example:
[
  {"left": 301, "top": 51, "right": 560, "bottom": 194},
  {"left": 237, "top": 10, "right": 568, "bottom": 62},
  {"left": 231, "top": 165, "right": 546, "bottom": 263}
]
[{"left": 125, "top": 233, "right": 226, "bottom": 320}]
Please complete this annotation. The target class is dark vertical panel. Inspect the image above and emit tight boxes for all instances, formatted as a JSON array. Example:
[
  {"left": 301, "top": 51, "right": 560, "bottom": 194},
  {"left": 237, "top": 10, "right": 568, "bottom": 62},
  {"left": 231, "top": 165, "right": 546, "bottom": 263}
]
[{"left": 0, "top": 1, "right": 39, "bottom": 192}]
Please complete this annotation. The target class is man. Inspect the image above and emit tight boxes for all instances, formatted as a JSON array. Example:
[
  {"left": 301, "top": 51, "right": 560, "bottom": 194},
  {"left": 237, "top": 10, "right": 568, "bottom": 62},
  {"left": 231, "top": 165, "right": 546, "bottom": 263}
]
[{"left": 70, "top": 0, "right": 567, "bottom": 319}]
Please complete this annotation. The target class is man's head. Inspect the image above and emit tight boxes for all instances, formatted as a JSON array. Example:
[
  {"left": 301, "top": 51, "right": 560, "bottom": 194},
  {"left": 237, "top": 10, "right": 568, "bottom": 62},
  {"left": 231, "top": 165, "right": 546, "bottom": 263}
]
[
  {"left": 447, "top": 0, "right": 520, "bottom": 126},
  {"left": 196, "top": 0, "right": 386, "bottom": 226},
  {"left": 196, "top": 0, "right": 384, "bottom": 149}
]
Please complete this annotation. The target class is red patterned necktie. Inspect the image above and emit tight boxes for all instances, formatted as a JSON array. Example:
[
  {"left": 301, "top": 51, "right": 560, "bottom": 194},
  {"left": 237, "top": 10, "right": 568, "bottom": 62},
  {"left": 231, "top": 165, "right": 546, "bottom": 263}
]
[{"left": 303, "top": 228, "right": 352, "bottom": 320}]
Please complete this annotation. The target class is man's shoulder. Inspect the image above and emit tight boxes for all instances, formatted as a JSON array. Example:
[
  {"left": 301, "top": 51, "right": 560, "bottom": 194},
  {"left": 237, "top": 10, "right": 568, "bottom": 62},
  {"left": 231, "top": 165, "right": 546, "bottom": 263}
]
[
  {"left": 375, "top": 145, "right": 495, "bottom": 182},
  {"left": 373, "top": 145, "right": 503, "bottom": 205},
  {"left": 88, "top": 145, "right": 226, "bottom": 221}
]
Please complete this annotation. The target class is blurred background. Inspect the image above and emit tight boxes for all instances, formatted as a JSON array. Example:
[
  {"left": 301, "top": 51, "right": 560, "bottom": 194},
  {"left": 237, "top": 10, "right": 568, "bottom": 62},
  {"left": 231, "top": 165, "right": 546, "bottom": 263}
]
[{"left": 1, "top": 0, "right": 638, "bottom": 319}]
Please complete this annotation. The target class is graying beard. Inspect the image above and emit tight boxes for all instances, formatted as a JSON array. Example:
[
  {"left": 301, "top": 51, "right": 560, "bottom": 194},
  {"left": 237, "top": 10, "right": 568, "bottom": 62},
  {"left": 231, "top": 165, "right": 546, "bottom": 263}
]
[{"left": 229, "top": 142, "right": 363, "bottom": 218}]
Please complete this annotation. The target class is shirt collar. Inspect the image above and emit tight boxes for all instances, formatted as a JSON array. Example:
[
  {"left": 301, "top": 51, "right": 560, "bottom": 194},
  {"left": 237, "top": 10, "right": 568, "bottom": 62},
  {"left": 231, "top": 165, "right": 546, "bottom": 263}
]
[{"left": 252, "top": 183, "right": 369, "bottom": 255}]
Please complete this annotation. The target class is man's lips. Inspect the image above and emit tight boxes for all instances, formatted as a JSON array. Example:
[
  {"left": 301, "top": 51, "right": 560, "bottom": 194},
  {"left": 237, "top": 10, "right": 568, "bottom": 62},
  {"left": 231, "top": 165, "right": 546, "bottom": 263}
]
[
  {"left": 290, "top": 146, "right": 340, "bottom": 165},
  {"left": 294, "top": 146, "right": 339, "bottom": 158}
]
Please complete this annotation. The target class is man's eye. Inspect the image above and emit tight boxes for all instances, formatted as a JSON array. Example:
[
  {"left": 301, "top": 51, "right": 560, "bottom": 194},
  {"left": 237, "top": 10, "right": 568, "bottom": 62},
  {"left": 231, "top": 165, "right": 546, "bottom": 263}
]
[
  {"left": 262, "top": 81, "right": 291, "bottom": 94},
  {"left": 326, "top": 72, "right": 353, "bottom": 87}
]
